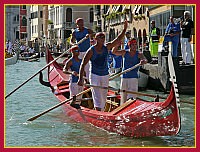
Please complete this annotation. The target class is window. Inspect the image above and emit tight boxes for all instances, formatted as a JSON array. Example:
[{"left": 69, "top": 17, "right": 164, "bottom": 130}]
[
  {"left": 66, "top": 8, "right": 72, "bottom": 22},
  {"left": 22, "top": 5, "right": 26, "bottom": 9},
  {"left": 31, "top": 12, "right": 38, "bottom": 19},
  {"left": 22, "top": 16, "right": 27, "bottom": 26},
  {"left": 90, "top": 8, "right": 94, "bottom": 23},
  {"left": 150, "top": 11, "right": 170, "bottom": 36},
  {"left": 40, "top": 11, "right": 43, "bottom": 18},
  {"left": 17, "top": 15, "right": 19, "bottom": 21},
  {"left": 133, "top": 28, "right": 137, "bottom": 39},
  {"left": 138, "top": 29, "right": 142, "bottom": 45},
  {"left": 143, "top": 29, "right": 147, "bottom": 43},
  {"left": 95, "top": 5, "right": 100, "bottom": 16},
  {"left": 32, "top": 25, "right": 34, "bottom": 34},
  {"left": 21, "top": 33, "right": 27, "bottom": 39}
]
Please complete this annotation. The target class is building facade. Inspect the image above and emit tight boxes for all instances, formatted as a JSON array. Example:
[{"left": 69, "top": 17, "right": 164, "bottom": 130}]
[
  {"left": 95, "top": 4, "right": 195, "bottom": 52},
  {"left": 5, "top": 5, "right": 20, "bottom": 43},
  {"left": 19, "top": 5, "right": 27, "bottom": 44},
  {"left": 48, "top": 5, "right": 94, "bottom": 50},
  {"left": 95, "top": 5, "right": 149, "bottom": 50}
]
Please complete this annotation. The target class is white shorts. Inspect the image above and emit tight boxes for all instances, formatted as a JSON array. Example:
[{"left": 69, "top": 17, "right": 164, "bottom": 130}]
[
  {"left": 90, "top": 73, "right": 109, "bottom": 110},
  {"left": 69, "top": 82, "right": 83, "bottom": 100},
  {"left": 120, "top": 78, "right": 138, "bottom": 104}
]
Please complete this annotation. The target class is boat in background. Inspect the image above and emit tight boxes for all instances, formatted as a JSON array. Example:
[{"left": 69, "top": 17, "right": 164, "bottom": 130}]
[
  {"left": 41, "top": 49, "right": 181, "bottom": 137},
  {"left": 19, "top": 52, "right": 40, "bottom": 62},
  {"left": 5, "top": 52, "right": 18, "bottom": 65}
]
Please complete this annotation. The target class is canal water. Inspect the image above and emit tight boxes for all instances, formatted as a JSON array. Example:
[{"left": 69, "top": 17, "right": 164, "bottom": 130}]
[{"left": 5, "top": 57, "right": 195, "bottom": 147}]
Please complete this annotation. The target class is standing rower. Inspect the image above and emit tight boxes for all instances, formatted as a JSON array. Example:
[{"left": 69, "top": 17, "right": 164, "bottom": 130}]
[{"left": 78, "top": 20, "right": 128, "bottom": 111}]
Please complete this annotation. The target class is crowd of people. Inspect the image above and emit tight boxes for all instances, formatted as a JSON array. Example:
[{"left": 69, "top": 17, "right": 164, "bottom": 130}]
[
  {"left": 5, "top": 39, "right": 39, "bottom": 58},
  {"left": 150, "top": 11, "right": 194, "bottom": 65}
]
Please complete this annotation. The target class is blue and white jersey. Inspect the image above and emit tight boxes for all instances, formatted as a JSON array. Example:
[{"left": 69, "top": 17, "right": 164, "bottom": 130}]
[{"left": 69, "top": 58, "right": 82, "bottom": 83}]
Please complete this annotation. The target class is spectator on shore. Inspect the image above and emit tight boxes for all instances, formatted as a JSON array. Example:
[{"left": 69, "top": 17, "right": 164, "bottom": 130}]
[
  {"left": 162, "top": 16, "right": 181, "bottom": 57},
  {"left": 180, "top": 11, "right": 194, "bottom": 64},
  {"left": 149, "top": 20, "right": 160, "bottom": 57}
]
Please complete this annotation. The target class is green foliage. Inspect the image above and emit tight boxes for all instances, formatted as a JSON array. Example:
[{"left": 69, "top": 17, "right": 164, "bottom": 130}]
[{"left": 48, "top": 20, "right": 53, "bottom": 24}]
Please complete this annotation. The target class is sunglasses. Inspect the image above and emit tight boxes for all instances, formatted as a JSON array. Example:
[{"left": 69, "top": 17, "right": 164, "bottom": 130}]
[
  {"left": 74, "top": 50, "right": 79, "bottom": 52},
  {"left": 97, "top": 35, "right": 105, "bottom": 39}
]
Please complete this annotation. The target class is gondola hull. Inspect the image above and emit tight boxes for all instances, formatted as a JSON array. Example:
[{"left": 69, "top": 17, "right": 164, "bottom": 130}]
[{"left": 45, "top": 49, "right": 180, "bottom": 137}]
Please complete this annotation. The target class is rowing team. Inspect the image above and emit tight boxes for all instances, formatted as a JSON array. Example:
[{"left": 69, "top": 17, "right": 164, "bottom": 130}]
[{"left": 63, "top": 18, "right": 147, "bottom": 111}]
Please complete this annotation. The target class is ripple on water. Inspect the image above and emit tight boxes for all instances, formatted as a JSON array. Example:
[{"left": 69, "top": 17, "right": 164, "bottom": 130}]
[{"left": 5, "top": 57, "right": 195, "bottom": 147}]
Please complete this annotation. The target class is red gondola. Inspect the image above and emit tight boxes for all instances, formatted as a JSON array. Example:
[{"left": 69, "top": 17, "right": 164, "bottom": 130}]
[{"left": 44, "top": 49, "right": 180, "bottom": 137}]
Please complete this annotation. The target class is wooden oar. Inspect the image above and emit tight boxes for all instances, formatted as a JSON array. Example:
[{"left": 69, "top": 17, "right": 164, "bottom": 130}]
[
  {"left": 85, "top": 84, "right": 194, "bottom": 105},
  {"left": 5, "top": 36, "right": 88, "bottom": 99},
  {"left": 63, "top": 70, "right": 88, "bottom": 80},
  {"left": 27, "top": 87, "right": 92, "bottom": 121},
  {"left": 85, "top": 84, "right": 157, "bottom": 97},
  {"left": 27, "top": 67, "right": 124, "bottom": 121},
  {"left": 109, "top": 63, "right": 141, "bottom": 81}
]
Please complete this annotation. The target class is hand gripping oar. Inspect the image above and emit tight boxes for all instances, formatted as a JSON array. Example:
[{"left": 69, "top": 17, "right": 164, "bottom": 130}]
[
  {"left": 84, "top": 84, "right": 158, "bottom": 98},
  {"left": 84, "top": 84, "right": 194, "bottom": 105},
  {"left": 63, "top": 70, "right": 88, "bottom": 80},
  {"left": 5, "top": 36, "right": 88, "bottom": 99},
  {"left": 27, "top": 67, "right": 127, "bottom": 121}
]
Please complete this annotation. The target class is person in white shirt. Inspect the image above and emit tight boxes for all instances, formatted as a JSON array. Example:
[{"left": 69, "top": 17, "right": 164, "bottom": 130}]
[
  {"left": 20, "top": 44, "right": 26, "bottom": 54},
  {"left": 29, "top": 47, "right": 35, "bottom": 56},
  {"left": 7, "top": 40, "right": 13, "bottom": 54}
]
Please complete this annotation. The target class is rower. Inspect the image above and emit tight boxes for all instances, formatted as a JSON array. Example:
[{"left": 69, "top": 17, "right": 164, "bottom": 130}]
[{"left": 63, "top": 46, "right": 84, "bottom": 100}]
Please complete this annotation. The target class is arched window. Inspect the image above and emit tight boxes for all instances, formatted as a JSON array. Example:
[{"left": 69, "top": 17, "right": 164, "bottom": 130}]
[
  {"left": 22, "top": 16, "right": 27, "bottom": 26},
  {"left": 138, "top": 29, "right": 142, "bottom": 46},
  {"left": 109, "top": 28, "right": 115, "bottom": 41},
  {"left": 133, "top": 28, "right": 137, "bottom": 39},
  {"left": 66, "top": 8, "right": 72, "bottom": 22},
  {"left": 143, "top": 29, "right": 147, "bottom": 43},
  {"left": 89, "top": 8, "right": 94, "bottom": 23}
]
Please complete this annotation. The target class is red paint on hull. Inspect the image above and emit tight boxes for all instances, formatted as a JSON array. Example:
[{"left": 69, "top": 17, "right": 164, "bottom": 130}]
[{"left": 45, "top": 49, "right": 181, "bottom": 137}]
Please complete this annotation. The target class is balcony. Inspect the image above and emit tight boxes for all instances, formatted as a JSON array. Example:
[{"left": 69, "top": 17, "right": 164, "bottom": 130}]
[
  {"left": 105, "top": 11, "right": 131, "bottom": 27},
  {"left": 20, "top": 26, "right": 27, "bottom": 32},
  {"left": 48, "top": 24, "right": 54, "bottom": 30}
]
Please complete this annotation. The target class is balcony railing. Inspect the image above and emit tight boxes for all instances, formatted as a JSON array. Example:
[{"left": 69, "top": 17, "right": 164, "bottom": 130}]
[{"left": 48, "top": 24, "right": 54, "bottom": 30}]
